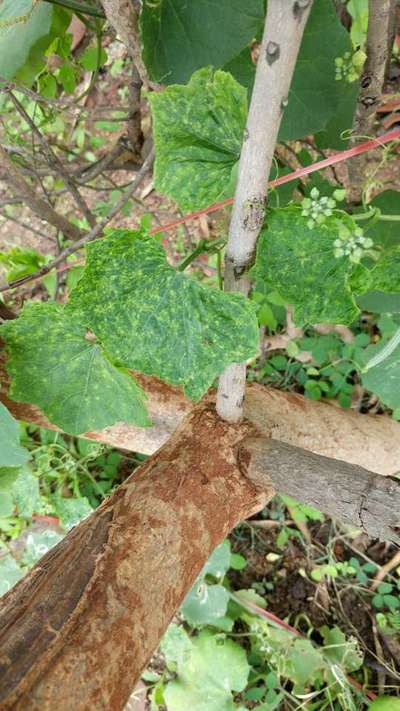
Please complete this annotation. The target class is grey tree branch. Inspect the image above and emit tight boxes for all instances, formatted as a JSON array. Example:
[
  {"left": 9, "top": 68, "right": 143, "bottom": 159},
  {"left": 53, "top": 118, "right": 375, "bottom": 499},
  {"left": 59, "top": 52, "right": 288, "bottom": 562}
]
[
  {"left": 243, "top": 437, "right": 400, "bottom": 544},
  {"left": 216, "top": 0, "right": 313, "bottom": 423},
  {"left": 0, "top": 143, "right": 83, "bottom": 242},
  {"left": 348, "top": 0, "right": 393, "bottom": 201},
  {"left": 0, "top": 149, "right": 154, "bottom": 293}
]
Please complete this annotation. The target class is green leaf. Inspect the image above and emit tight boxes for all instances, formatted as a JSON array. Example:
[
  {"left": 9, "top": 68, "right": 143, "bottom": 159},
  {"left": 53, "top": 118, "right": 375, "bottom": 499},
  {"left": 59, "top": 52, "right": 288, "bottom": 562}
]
[
  {"left": 0, "top": 492, "right": 14, "bottom": 517},
  {"left": 164, "top": 630, "right": 249, "bottom": 711},
  {"left": 58, "top": 62, "right": 76, "bottom": 94},
  {"left": 0, "top": 467, "right": 21, "bottom": 491},
  {"left": 368, "top": 248, "right": 400, "bottom": 293},
  {"left": 0, "top": 555, "right": 23, "bottom": 597},
  {"left": 204, "top": 540, "right": 231, "bottom": 578},
  {"left": 68, "top": 230, "right": 259, "bottom": 400},
  {"left": 51, "top": 495, "right": 93, "bottom": 530},
  {"left": 80, "top": 46, "right": 107, "bottom": 72},
  {"left": 0, "top": 402, "right": 29, "bottom": 468},
  {"left": 251, "top": 208, "right": 358, "bottom": 325},
  {"left": 149, "top": 67, "right": 246, "bottom": 210},
  {"left": 369, "top": 697, "right": 400, "bottom": 711},
  {"left": 11, "top": 466, "right": 40, "bottom": 518},
  {"left": 365, "top": 191, "right": 400, "bottom": 249},
  {"left": 181, "top": 581, "right": 230, "bottom": 626},
  {"left": 0, "top": 2, "right": 70, "bottom": 84},
  {"left": 140, "top": 0, "right": 264, "bottom": 85},
  {"left": 1, "top": 302, "right": 150, "bottom": 436},
  {"left": 289, "top": 639, "right": 325, "bottom": 688},
  {"left": 0, "top": 0, "right": 52, "bottom": 80},
  {"left": 320, "top": 626, "right": 363, "bottom": 672},
  {"left": 361, "top": 342, "right": 400, "bottom": 411},
  {"left": 161, "top": 624, "right": 193, "bottom": 668},
  {"left": 356, "top": 291, "right": 400, "bottom": 314},
  {"left": 279, "top": 1, "right": 357, "bottom": 143},
  {"left": 142, "top": 1, "right": 356, "bottom": 145}
]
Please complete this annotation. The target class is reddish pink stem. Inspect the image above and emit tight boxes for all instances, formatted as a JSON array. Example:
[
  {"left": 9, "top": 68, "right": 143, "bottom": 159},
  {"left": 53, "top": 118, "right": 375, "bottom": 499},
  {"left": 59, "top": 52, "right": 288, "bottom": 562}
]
[{"left": 148, "top": 128, "right": 400, "bottom": 236}]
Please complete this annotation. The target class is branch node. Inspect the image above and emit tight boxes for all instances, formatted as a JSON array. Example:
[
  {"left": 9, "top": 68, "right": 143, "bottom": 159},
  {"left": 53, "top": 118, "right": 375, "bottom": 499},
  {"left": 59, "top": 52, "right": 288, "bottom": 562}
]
[{"left": 266, "top": 41, "right": 280, "bottom": 64}]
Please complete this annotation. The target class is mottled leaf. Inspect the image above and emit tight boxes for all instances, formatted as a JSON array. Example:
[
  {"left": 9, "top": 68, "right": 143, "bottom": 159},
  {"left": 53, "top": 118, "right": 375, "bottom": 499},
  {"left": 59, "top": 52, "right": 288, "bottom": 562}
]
[
  {"left": 1, "top": 302, "right": 150, "bottom": 436},
  {"left": 251, "top": 209, "right": 359, "bottom": 325},
  {"left": 149, "top": 67, "right": 247, "bottom": 210},
  {"left": 68, "top": 230, "right": 259, "bottom": 400},
  {"left": 164, "top": 630, "right": 249, "bottom": 711},
  {"left": 22, "top": 528, "right": 64, "bottom": 567},
  {"left": 0, "top": 401, "right": 29, "bottom": 468},
  {"left": 140, "top": 0, "right": 264, "bottom": 85}
]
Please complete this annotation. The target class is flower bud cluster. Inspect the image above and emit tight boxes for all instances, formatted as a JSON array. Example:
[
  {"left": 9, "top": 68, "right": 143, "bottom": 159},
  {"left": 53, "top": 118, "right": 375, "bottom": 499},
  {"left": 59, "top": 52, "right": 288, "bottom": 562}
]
[
  {"left": 335, "top": 50, "right": 365, "bottom": 83},
  {"left": 333, "top": 226, "right": 373, "bottom": 263},
  {"left": 301, "top": 188, "right": 336, "bottom": 229}
]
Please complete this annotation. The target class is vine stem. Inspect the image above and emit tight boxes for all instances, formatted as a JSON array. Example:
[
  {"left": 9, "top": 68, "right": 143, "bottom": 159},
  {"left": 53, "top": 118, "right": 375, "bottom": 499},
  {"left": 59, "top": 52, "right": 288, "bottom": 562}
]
[{"left": 216, "top": 0, "right": 313, "bottom": 423}]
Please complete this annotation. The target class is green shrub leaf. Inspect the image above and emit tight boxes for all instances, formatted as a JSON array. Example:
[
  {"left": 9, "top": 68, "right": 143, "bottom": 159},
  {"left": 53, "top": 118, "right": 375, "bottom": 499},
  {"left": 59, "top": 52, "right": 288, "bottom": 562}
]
[
  {"left": 149, "top": 67, "right": 246, "bottom": 210},
  {"left": 140, "top": 0, "right": 264, "bottom": 85},
  {"left": 1, "top": 302, "right": 150, "bottom": 436},
  {"left": 251, "top": 209, "right": 358, "bottom": 325},
  {"left": 181, "top": 582, "right": 230, "bottom": 626},
  {"left": 68, "top": 230, "right": 259, "bottom": 400},
  {"left": 0, "top": 402, "right": 29, "bottom": 468},
  {"left": 164, "top": 629, "right": 249, "bottom": 711}
]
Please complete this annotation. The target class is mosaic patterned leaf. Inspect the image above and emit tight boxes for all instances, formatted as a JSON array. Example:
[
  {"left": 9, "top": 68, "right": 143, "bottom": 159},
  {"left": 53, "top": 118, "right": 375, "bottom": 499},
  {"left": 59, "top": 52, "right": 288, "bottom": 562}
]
[
  {"left": 149, "top": 67, "right": 247, "bottom": 210},
  {"left": 68, "top": 230, "right": 259, "bottom": 400},
  {"left": 251, "top": 209, "right": 359, "bottom": 325},
  {"left": 1, "top": 303, "right": 150, "bottom": 435}
]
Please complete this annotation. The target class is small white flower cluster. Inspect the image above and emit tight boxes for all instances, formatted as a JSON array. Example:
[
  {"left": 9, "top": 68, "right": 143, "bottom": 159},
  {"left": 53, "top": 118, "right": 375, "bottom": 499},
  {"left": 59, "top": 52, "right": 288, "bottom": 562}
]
[
  {"left": 334, "top": 226, "right": 373, "bottom": 263},
  {"left": 335, "top": 50, "right": 365, "bottom": 83},
  {"left": 301, "top": 187, "right": 336, "bottom": 229}
]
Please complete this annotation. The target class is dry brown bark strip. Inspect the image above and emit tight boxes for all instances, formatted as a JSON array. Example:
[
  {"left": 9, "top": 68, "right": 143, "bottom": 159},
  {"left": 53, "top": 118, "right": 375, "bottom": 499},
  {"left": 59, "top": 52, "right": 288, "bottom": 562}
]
[{"left": 0, "top": 403, "right": 271, "bottom": 710}]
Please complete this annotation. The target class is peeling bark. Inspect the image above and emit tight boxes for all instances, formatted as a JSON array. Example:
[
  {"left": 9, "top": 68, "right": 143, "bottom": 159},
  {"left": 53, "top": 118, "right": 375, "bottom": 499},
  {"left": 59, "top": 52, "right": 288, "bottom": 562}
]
[{"left": 0, "top": 403, "right": 270, "bottom": 710}]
